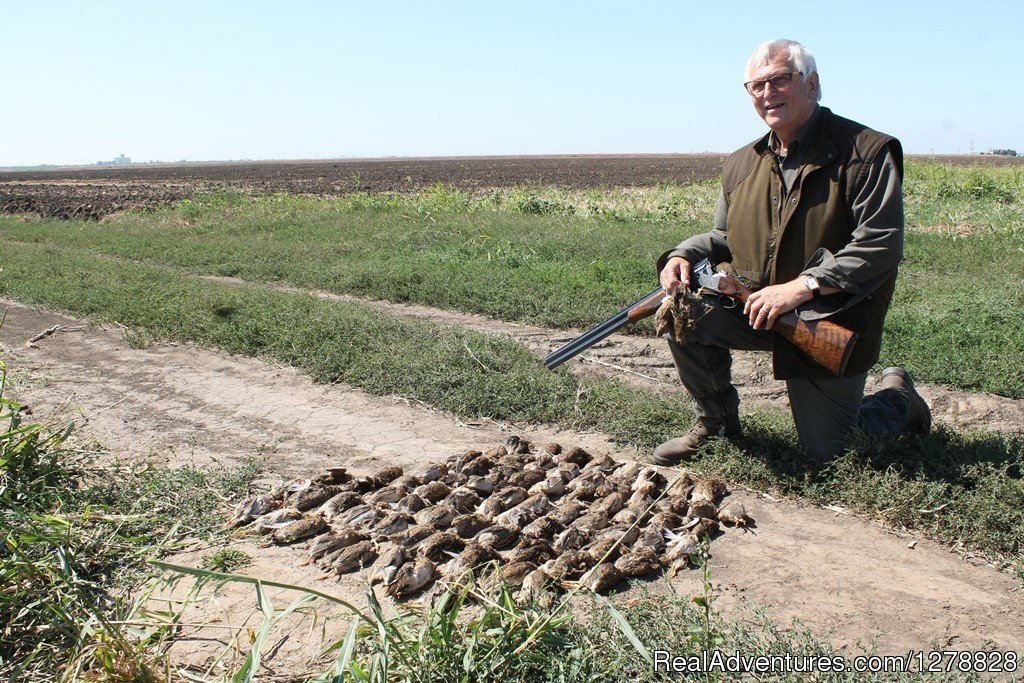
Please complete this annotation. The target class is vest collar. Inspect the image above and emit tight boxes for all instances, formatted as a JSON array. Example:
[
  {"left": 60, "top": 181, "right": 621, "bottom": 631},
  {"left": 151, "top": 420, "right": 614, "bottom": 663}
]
[{"left": 753, "top": 106, "right": 839, "bottom": 170}]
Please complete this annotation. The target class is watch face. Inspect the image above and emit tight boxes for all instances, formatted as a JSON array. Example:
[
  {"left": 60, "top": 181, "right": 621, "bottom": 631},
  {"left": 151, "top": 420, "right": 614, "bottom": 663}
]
[{"left": 805, "top": 276, "right": 819, "bottom": 293}]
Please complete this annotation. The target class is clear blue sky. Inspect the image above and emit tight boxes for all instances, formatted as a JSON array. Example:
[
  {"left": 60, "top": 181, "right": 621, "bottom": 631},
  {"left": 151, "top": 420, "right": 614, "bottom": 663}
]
[{"left": 3, "top": 0, "right": 1021, "bottom": 166}]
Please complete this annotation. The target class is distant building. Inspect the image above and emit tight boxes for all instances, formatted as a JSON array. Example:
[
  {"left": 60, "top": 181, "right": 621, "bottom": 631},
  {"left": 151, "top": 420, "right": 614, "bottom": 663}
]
[{"left": 97, "top": 154, "right": 131, "bottom": 166}]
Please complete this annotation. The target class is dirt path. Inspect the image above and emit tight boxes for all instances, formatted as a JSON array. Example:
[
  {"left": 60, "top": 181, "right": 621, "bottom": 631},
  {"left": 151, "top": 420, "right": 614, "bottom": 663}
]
[
  {"left": 2, "top": 300, "right": 1022, "bottom": 670},
  {"left": 203, "top": 275, "right": 1024, "bottom": 433}
]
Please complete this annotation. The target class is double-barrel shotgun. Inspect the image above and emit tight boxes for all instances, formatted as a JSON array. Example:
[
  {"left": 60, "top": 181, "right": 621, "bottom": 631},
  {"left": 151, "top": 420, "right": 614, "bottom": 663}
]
[{"left": 544, "top": 259, "right": 857, "bottom": 376}]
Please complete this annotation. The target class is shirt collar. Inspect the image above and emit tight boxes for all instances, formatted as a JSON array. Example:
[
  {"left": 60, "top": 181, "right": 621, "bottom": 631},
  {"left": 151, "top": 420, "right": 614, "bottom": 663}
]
[{"left": 769, "top": 105, "right": 822, "bottom": 159}]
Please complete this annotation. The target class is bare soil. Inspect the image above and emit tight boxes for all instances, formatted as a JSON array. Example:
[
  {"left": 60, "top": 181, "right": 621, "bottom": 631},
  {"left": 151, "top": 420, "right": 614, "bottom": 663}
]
[
  {"left": 0, "top": 154, "right": 727, "bottom": 220},
  {"left": 2, "top": 300, "right": 1022, "bottom": 675}
]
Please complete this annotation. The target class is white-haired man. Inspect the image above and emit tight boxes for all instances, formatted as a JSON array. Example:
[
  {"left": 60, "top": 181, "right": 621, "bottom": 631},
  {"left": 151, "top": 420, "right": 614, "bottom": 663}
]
[{"left": 653, "top": 39, "right": 930, "bottom": 465}]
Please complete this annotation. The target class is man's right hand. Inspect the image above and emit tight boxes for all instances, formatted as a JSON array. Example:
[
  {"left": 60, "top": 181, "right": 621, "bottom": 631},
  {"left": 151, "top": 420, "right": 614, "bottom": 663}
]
[{"left": 660, "top": 256, "right": 692, "bottom": 293}]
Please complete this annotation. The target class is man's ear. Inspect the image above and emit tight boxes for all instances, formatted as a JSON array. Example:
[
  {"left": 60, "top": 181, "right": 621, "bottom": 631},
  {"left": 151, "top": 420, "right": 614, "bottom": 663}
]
[{"left": 807, "top": 71, "right": 820, "bottom": 100}]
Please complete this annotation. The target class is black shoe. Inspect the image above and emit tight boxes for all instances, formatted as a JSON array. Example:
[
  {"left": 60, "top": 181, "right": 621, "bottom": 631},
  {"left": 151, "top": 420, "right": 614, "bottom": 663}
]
[
  {"left": 880, "top": 367, "right": 932, "bottom": 435},
  {"left": 651, "top": 415, "right": 742, "bottom": 466}
]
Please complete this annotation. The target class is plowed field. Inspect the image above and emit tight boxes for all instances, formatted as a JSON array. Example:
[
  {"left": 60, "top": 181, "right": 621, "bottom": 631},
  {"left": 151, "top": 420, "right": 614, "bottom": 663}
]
[{"left": 0, "top": 155, "right": 726, "bottom": 219}]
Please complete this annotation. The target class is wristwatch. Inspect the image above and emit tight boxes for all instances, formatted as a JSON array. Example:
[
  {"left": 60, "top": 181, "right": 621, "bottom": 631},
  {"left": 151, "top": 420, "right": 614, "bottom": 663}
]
[{"left": 804, "top": 275, "right": 821, "bottom": 298}]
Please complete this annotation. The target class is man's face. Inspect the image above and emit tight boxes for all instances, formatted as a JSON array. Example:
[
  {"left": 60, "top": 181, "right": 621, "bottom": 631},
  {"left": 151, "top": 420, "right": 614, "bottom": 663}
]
[{"left": 747, "top": 53, "right": 819, "bottom": 144}]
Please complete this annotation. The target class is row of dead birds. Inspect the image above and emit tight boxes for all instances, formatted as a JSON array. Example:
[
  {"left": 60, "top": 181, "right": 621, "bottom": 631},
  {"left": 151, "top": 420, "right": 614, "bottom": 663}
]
[{"left": 228, "top": 436, "right": 750, "bottom": 599}]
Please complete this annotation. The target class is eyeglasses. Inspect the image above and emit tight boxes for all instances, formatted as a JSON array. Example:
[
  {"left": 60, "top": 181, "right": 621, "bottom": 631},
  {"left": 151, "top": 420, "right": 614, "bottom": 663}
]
[{"left": 743, "top": 71, "right": 802, "bottom": 96}]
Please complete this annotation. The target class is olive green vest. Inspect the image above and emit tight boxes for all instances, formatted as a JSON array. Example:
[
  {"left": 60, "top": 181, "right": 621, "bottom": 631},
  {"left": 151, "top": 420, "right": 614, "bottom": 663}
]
[{"left": 722, "top": 108, "right": 903, "bottom": 378}]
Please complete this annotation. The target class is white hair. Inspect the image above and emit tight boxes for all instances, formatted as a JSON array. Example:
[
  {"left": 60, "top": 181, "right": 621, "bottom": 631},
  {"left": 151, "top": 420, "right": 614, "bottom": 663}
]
[{"left": 745, "top": 39, "right": 822, "bottom": 101}]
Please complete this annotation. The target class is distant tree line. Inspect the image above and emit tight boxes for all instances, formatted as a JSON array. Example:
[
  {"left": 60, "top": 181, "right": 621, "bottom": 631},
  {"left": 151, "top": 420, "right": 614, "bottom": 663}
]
[{"left": 985, "top": 148, "right": 1018, "bottom": 156}]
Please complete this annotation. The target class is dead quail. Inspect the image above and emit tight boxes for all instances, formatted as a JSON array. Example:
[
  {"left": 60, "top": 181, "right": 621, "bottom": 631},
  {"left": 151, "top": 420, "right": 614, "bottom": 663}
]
[
  {"left": 445, "top": 488, "right": 483, "bottom": 514},
  {"left": 372, "top": 466, "right": 404, "bottom": 489},
  {"left": 554, "top": 463, "right": 581, "bottom": 484},
  {"left": 463, "top": 476, "right": 495, "bottom": 497},
  {"left": 664, "top": 530, "right": 698, "bottom": 576},
  {"left": 451, "top": 449, "right": 483, "bottom": 472},
  {"left": 594, "top": 479, "right": 624, "bottom": 499},
  {"left": 528, "top": 475, "right": 565, "bottom": 498},
  {"left": 567, "top": 469, "right": 605, "bottom": 493},
  {"left": 518, "top": 567, "right": 551, "bottom": 600},
  {"left": 584, "top": 535, "right": 623, "bottom": 564},
  {"left": 717, "top": 500, "right": 750, "bottom": 526},
  {"left": 552, "top": 526, "right": 590, "bottom": 554},
  {"left": 649, "top": 511, "right": 684, "bottom": 530},
  {"left": 565, "top": 480, "right": 599, "bottom": 503},
  {"left": 547, "top": 500, "right": 586, "bottom": 528},
  {"left": 442, "top": 542, "right": 500, "bottom": 576},
  {"left": 544, "top": 442, "right": 562, "bottom": 456},
  {"left": 593, "top": 490, "right": 629, "bottom": 518},
  {"left": 610, "top": 507, "right": 639, "bottom": 527},
  {"left": 628, "top": 481, "right": 659, "bottom": 509},
  {"left": 582, "top": 453, "right": 617, "bottom": 473},
  {"left": 414, "top": 480, "right": 451, "bottom": 503},
  {"left": 531, "top": 453, "right": 557, "bottom": 470},
  {"left": 664, "top": 471, "right": 696, "bottom": 496},
  {"left": 484, "top": 445, "right": 508, "bottom": 459},
  {"left": 507, "top": 469, "right": 546, "bottom": 490},
  {"left": 478, "top": 486, "right": 528, "bottom": 517},
  {"left": 335, "top": 504, "right": 377, "bottom": 528},
  {"left": 253, "top": 507, "right": 302, "bottom": 533},
  {"left": 499, "top": 561, "right": 537, "bottom": 585},
  {"left": 370, "top": 546, "right": 407, "bottom": 585},
  {"left": 370, "top": 511, "right": 415, "bottom": 538},
  {"left": 391, "top": 524, "right": 435, "bottom": 548},
  {"left": 451, "top": 513, "right": 493, "bottom": 539},
  {"left": 417, "top": 463, "right": 448, "bottom": 484},
  {"left": 584, "top": 563, "right": 624, "bottom": 593},
  {"left": 635, "top": 524, "right": 667, "bottom": 553},
  {"left": 543, "top": 549, "right": 593, "bottom": 581},
  {"left": 512, "top": 439, "right": 532, "bottom": 455},
  {"left": 271, "top": 514, "right": 329, "bottom": 545},
  {"left": 505, "top": 538, "right": 554, "bottom": 566},
  {"left": 475, "top": 524, "right": 520, "bottom": 550},
  {"left": 568, "top": 509, "right": 609, "bottom": 534},
  {"left": 689, "top": 500, "right": 718, "bottom": 519},
  {"left": 395, "top": 493, "right": 428, "bottom": 514},
  {"left": 305, "top": 529, "right": 369, "bottom": 564},
  {"left": 690, "top": 478, "right": 727, "bottom": 505},
  {"left": 462, "top": 456, "right": 495, "bottom": 477},
  {"left": 489, "top": 465, "right": 518, "bottom": 488},
  {"left": 390, "top": 474, "right": 423, "bottom": 491},
  {"left": 414, "top": 503, "right": 458, "bottom": 529},
  {"left": 269, "top": 478, "right": 312, "bottom": 501},
  {"left": 226, "top": 495, "right": 276, "bottom": 528},
  {"left": 418, "top": 531, "right": 465, "bottom": 562},
  {"left": 330, "top": 540, "right": 379, "bottom": 575},
  {"left": 654, "top": 494, "right": 689, "bottom": 517},
  {"left": 559, "top": 446, "right": 592, "bottom": 467},
  {"left": 607, "top": 461, "right": 641, "bottom": 487},
  {"left": 496, "top": 494, "right": 552, "bottom": 528},
  {"left": 367, "top": 486, "right": 406, "bottom": 506},
  {"left": 521, "top": 515, "right": 562, "bottom": 541},
  {"left": 442, "top": 470, "right": 468, "bottom": 488},
  {"left": 597, "top": 524, "right": 640, "bottom": 548},
  {"left": 318, "top": 491, "right": 364, "bottom": 520},
  {"left": 691, "top": 517, "right": 719, "bottom": 539},
  {"left": 291, "top": 484, "right": 345, "bottom": 512},
  {"left": 633, "top": 467, "right": 668, "bottom": 492},
  {"left": 384, "top": 556, "right": 436, "bottom": 598},
  {"left": 615, "top": 547, "right": 663, "bottom": 578}
]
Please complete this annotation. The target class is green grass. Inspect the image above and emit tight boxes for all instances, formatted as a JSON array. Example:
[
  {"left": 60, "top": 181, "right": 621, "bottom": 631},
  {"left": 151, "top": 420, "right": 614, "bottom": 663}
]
[
  {"left": 2, "top": 165, "right": 1022, "bottom": 397},
  {"left": 0, "top": 351, "right": 260, "bottom": 681},
  {"left": 0, "top": 243, "right": 1021, "bottom": 568}
]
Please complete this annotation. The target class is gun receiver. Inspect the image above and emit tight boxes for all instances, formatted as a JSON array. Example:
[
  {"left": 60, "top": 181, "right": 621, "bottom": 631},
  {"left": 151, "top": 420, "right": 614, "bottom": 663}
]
[{"left": 544, "top": 259, "right": 858, "bottom": 376}]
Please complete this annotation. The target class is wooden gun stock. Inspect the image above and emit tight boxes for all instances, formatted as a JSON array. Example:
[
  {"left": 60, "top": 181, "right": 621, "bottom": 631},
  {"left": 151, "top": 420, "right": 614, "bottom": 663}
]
[
  {"left": 545, "top": 280, "right": 858, "bottom": 376},
  {"left": 713, "top": 274, "right": 857, "bottom": 376}
]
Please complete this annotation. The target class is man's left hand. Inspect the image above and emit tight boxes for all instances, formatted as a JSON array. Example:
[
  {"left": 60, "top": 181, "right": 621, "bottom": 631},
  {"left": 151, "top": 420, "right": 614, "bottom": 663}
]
[{"left": 744, "top": 278, "right": 814, "bottom": 330}]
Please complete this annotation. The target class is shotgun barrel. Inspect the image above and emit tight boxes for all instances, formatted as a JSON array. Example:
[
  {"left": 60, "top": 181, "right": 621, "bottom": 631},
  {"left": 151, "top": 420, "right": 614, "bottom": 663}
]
[{"left": 544, "top": 288, "right": 666, "bottom": 369}]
